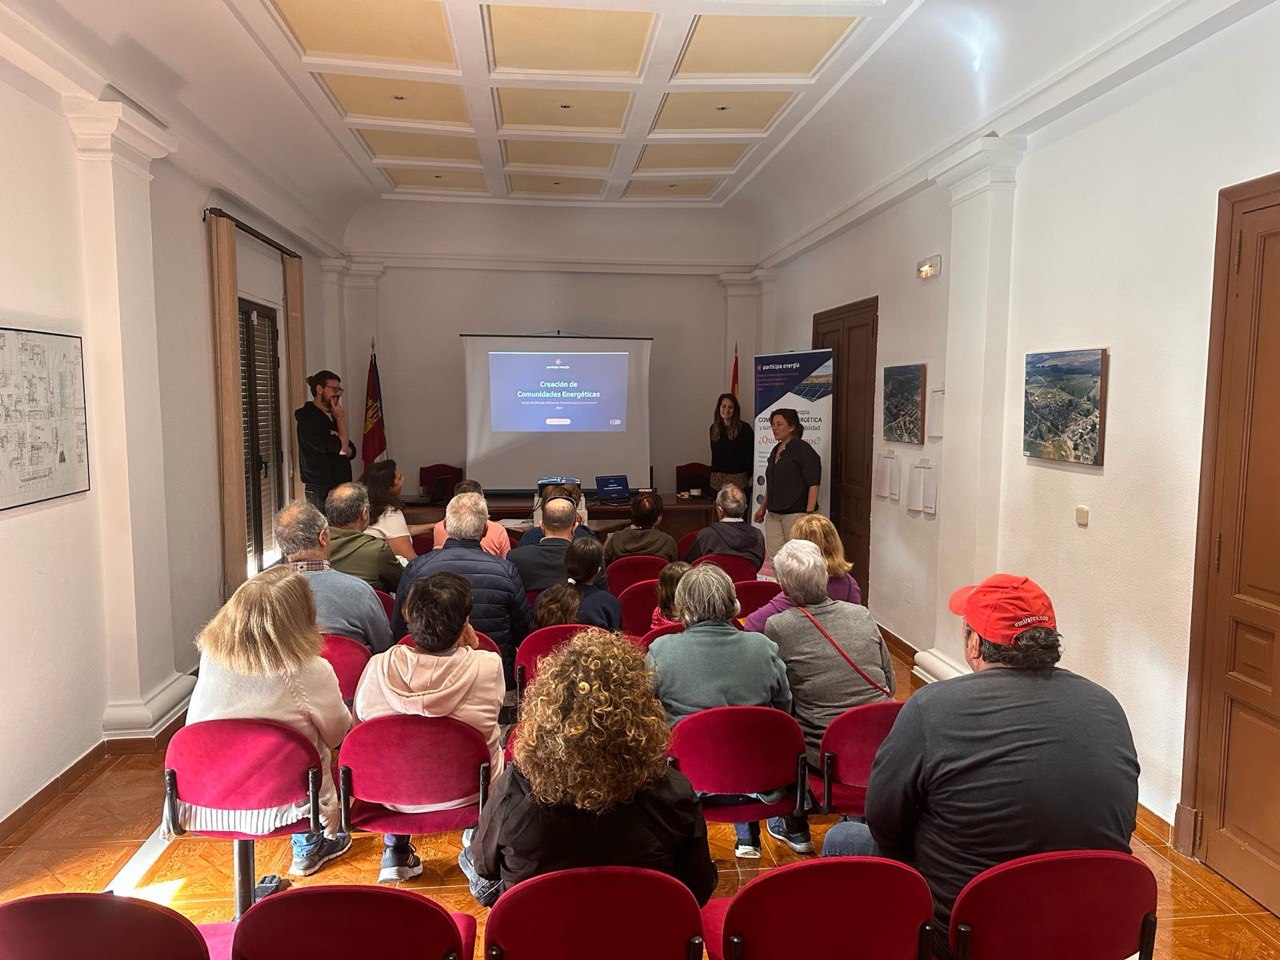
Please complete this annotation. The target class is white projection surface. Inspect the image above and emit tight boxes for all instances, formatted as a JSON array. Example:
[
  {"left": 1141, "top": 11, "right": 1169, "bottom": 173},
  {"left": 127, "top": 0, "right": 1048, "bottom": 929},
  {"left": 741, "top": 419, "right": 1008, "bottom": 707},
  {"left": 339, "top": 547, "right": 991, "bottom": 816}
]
[{"left": 462, "top": 336, "right": 652, "bottom": 491}]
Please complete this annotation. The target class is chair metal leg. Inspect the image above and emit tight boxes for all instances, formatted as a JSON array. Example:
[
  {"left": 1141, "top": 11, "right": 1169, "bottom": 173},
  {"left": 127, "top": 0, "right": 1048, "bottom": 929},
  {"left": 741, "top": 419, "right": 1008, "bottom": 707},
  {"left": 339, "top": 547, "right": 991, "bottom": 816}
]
[
  {"left": 793, "top": 753, "right": 808, "bottom": 817},
  {"left": 955, "top": 923, "right": 971, "bottom": 960},
  {"left": 728, "top": 933, "right": 745, "bottom": 960},
  {"left": 686, "top": 935, "right": 704, "bottom": 960},
  {"left": 1139, "top": 912, "right": 1158, "bottom": 960},
  {"left": 916, "top": 922, "right": 933, "bottom": 960},
  {"left": 821, "top": 751, "right": 833, "bottom": 814},
  {"left": 232, "top": 839, "right": 255, "bottom": 920}
]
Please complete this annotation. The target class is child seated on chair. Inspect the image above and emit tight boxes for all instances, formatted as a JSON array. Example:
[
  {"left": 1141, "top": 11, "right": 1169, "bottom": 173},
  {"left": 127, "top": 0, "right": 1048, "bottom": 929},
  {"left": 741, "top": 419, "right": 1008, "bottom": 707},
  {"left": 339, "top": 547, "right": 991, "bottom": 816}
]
[{"left": 650, "top": 561, "right": 690, "bottom": 630}]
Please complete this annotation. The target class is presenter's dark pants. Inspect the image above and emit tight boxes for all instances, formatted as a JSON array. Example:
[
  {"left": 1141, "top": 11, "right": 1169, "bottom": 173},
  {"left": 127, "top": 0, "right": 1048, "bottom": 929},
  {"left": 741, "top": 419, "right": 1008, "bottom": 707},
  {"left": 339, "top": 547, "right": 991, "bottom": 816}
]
[{"left": 304, "top": 484, "right": 331, "bottom": 510}]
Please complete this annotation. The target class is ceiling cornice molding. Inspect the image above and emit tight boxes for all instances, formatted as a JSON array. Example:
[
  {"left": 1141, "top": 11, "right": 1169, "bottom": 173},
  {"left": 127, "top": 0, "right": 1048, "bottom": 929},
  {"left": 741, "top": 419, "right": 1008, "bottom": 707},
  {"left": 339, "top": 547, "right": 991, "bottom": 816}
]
[
  {"left": 62, "top": 96, "right": 176, "bottom": 180},
  {"left": 928, "top": 136, "right": 1026, "bottom": 207},
  {"left": 0, "top": 2, "right": 105, "bottom": 100},
  {"left": 351, "top": 249, "right": 754, "bottom": 277}
]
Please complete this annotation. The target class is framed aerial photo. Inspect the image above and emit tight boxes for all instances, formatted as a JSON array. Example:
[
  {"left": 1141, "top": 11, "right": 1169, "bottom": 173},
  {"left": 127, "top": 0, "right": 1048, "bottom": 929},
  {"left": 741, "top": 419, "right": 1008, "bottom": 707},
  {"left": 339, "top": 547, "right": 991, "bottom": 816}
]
[
  {"left": 883, "top": 363, "right": 926, "bottom": 444},
  {"left": 1023, "top": 348, "right": 1108, "bottom": 465}
]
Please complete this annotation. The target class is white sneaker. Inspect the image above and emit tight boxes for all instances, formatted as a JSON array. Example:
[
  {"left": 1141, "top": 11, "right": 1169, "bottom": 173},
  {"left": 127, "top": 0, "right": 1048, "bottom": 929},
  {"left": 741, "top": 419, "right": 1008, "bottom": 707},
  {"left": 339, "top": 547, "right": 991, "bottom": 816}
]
[{"left": 734, "top": 843, "right": 762, "bottom": 859}]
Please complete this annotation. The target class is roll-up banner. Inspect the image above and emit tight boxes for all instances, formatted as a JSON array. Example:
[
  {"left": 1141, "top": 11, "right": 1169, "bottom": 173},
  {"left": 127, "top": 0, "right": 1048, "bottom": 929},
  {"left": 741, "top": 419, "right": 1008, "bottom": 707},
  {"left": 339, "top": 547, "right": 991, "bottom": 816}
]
[{"left": 753, "top": 349, "right": 834, "bottom": 523}]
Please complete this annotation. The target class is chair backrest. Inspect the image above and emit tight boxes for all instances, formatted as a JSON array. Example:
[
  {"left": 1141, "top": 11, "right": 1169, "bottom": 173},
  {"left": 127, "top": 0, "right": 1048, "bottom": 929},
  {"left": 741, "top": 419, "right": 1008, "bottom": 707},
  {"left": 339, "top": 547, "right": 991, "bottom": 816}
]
[
  {"left": 950, "top": 851, "right": 1158, "bottom": 960},
  {"left": 820, "top": 701, "right": 906, "bottom": 788},
  {"left": 606, "top": 554, "right": 670, "bottom": 596},
  {"left": 397, "top": 632, "right": 501, "bottom": 655},
  {"left": 526, "top": 588, "right": 541, "bottom": 608},
  {"left": 419, "top": 463, "right": 464, "bottom": 504},
  {"left": 165, "top": 719, "right": 319, "bottom": 812},
  {"left": 668, "top": 706, "right": 804, "bottom": 796},
  {"left": 637, "top": 621, "right": 684, "bottom": 652},
  {"left": 719, "top": 858, "right": 932, "bottom": 960},
  {"left": 676, "top": 531, "right": 697, "bottom": 559},
  {"left": 319, "top": 634, "right": 372, "bottom": 702},
  {"left": 733, "top": 580, "right": 781, "bottom": 619},
  {"left": 374, "top": 588, "right": 394, "bottom": 620},
  {"left": 675, "top": 462, "right": 711, "bottom": 493},
  {"left": 508, "top": 528, "right": 523, "bottom": 552},
  {"left": 411, "top": 531, "right": 434, "bottom": 555},
  {"left": 485, "top": 867, "right": 703, "bottom": 960},
  {"left": 618, "top": 579, "right": 661, "bottom": 637},
  {"left": 693, "top": 553, "right": 757, "bottom": 584},
  {"left": 0, "top": 893, "right": 209, "bottom": 960},
  {"left": 516, "top": 624, "right": 584, "bottom": 688},
  {"left": 340, "top": 715, "right": 490, "bottom": 810},
  {"left": 233, "top": 885, "right": 465, "bottom": 958}
]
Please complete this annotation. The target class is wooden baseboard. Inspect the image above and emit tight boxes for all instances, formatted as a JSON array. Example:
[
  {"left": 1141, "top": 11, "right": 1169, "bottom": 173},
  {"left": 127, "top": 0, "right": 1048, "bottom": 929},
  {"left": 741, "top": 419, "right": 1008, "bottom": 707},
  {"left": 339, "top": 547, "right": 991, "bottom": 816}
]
[
  {"left": 878, "top": 623, "right": 919, "bottom": 666},
  {"left": 104, "top": 709, "right": 187, "bottom": 755},
  {"left": 0, "top": 741, "right": 107, "bottom": 844},
  {"left": 1137, "top": 803, "right": 1173, "bottom": 845}
]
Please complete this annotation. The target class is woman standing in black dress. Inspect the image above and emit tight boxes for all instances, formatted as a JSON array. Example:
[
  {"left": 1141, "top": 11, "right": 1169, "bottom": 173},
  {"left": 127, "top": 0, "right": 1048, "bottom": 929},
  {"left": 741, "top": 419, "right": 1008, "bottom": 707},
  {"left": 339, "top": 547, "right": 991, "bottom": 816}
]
[
  {"left": 753, "top": 407, "right": 821, "bottom": 559},
  {"left": 709, "top": 393, "right": 753, "bottom": 494}
]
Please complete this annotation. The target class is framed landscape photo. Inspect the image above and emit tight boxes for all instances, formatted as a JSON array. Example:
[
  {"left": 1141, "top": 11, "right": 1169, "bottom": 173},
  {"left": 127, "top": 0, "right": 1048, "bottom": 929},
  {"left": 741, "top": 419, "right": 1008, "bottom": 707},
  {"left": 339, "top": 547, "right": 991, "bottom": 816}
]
[
  {"left": 883, "top": 363, "right": 926, "bottom": 444},
  {"left": 1023, "top": 348, "right": 1108, "bottom": 465}
]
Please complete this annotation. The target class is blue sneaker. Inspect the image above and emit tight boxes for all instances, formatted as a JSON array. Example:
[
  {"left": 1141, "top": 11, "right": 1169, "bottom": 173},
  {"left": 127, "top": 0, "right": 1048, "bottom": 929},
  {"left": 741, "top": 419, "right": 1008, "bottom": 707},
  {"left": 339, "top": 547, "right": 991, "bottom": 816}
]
[
  {"left": 767, "top": 816, "right": 815, "bottom": 854},
  {"left": 288, "top": 834, "right": 352, "bottom": 877}
]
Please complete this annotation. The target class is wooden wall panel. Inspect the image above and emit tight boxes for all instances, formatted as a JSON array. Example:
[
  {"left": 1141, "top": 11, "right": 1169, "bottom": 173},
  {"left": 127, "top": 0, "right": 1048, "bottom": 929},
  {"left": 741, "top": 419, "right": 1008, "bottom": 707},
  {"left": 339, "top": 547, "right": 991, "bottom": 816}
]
[{"left": 208, "top": 214, "right": 247, "bottom": 600}]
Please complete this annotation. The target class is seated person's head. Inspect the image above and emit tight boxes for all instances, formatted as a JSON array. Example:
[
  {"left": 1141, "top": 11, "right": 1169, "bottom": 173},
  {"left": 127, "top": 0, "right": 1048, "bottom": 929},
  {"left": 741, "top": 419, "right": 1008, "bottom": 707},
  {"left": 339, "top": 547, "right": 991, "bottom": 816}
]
[
  {"left": 787, "top": 512, "right": 851, "bottom": 579},
  {"left": 773, "top": 539, "right": 829, "bottom": 606},
  {"left": 630, "top": 492, "right": 663, "bottom": 530},
  {"left": 445, "top": 492, "right": 489, "bottom": 541},
  {"left": 404, "top": 572, "right": 473, "bottom": 653},
  {"left": 674, "top": 564, "right": 740, "bottom": 626},
  {"left": 274, "top": 500, "right": 329, "bottom": 561},
  {"left": 540, "top": 496, "right": 579, "bottom": 538},
  {"left": 656, "top": 561, "right": 690, "bottom": 621},
  {"left": 715, "top": 484, "right": 747, "bottom": 520},
  {"left": 453, "top": 478, "right": 484, "bottom": 497},
  {"left": 325, "top": 482, "right": 370, "bottom": 531},
  {"left": 515, "top": 629, "right": 670, "bottom": 812},
  {"left": 197, "top": 566, "right": 319, "bottom": 676},
  {"left": 360, "top": 460, "right": 403, "bottom": 514},
  {"left": 535, "top": 537, "right": 605, "bottom": 627},
  {"left": 950, "top": 574, "right": 1062, "bottom": 672},
  {"left": 559, "top": 481, "right": 583, "bottom": 505}
]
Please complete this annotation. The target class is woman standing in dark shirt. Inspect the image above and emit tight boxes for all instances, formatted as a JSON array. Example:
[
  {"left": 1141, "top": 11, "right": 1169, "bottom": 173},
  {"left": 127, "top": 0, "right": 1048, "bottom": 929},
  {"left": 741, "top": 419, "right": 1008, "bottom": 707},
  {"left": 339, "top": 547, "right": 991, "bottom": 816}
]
[
  {"left": 709, "top": 393, "right": 753, "bottom": 493},
  {"left": 753, "top": 407, "right": 821, "bottom": 559}
]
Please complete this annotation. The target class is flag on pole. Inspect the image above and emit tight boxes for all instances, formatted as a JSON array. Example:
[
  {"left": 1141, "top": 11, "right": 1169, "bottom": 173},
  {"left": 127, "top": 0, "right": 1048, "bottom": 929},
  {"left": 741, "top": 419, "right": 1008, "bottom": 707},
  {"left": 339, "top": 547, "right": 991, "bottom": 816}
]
[
  {"left": 361, "top": 340, "right": 386, "bottom": 470},
  {"left": 730, "top": 343, "right": 740, "bottom": 396}
]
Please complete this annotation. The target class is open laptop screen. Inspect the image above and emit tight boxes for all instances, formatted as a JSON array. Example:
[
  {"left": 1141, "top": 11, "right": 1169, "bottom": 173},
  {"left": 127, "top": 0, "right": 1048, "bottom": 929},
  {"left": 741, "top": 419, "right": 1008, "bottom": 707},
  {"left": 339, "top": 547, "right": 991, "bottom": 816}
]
[{"left": 595, "top": 475, "right": 630, "bottom": 502}]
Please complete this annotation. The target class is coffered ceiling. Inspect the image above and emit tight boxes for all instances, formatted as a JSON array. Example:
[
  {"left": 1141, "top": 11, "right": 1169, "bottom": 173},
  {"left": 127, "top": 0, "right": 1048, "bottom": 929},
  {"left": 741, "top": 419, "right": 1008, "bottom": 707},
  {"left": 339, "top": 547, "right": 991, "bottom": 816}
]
[{"left": 257, "top": 0, "right": 892, "bottom": 204}]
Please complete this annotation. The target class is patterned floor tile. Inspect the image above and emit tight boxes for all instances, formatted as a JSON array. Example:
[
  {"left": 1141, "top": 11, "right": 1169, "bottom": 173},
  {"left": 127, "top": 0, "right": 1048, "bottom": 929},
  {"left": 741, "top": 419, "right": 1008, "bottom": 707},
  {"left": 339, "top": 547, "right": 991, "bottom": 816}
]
[
  {"left": 136, "top": 836, "right": 289, "bottom": 902},
  {"left": 0, "top": 842, "right": 138, "bottom": 902},
  {"left": 1156, "top": 914, "right": 1280, "bottom": 960},
  {"left": 1132, "top": 840, "right": 1237, "bottom": 920},
  {"left": 22, "top": 789, "right": 162, "bottom": 844}
]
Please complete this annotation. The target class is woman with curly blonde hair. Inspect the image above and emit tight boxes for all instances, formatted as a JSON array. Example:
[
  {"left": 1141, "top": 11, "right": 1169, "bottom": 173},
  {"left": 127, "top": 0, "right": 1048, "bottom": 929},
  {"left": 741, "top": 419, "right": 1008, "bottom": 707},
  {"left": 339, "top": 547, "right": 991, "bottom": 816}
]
[
  {"left": 461, "top": 629, "right": 717, "bottom": 907},
  {"left": 743, "top": 512, "right": 862, "bottom": 633}
]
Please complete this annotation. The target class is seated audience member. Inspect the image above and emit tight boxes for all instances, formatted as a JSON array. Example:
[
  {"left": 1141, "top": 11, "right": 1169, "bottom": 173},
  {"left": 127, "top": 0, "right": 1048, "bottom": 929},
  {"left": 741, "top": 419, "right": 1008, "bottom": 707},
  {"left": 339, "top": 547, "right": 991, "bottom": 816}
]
[
  {"left": 184, "top": 567, "right": 352, "bottom": 877},
  {"left": 761, "top": 540, "right": 894, "bottom": 854},
  {"left": 362, "top": 459, "right": 433, "bottom": 562},
  {"left": 744, "top": 513, "right": 860, "bottom": 632},
  {"left": 276, "top": 500, "right": 392, "bottom": 653},
  {"left": 519, "top": 483, "right": 593, "bottom": 546},
  {"left": 646, "top": 564, "right": 791, "bottom": 858},
  {"left": 391, "top": 492, "right": 531, "bottom": 687},
  {"left": 509, "top": 497, "right": 607, "bottom": 592},
  {"left": 431, "top": 478, "right": 511, "bottom": 558},
  {"left": 650, "top": 561, "right": 690, "bottom": 631},
  {"left": 684, "top": 484, "right": 765, "bottom": 571},
  {"left": 324, "top": 482, "right": 403, "bottom": 590},
  {"left": 823, "top": 574, "right": 1139, "bottom": 942},
  {"left": 462, "top": 630, "right": 717, "bottom": 907},
  {"left": 535, "top": 537, "right": 623, "bottom": 630},
  {"left": 355, "top": 572, "right": 505, "bottom": 883},
  {"left": 603, "top": 492, "right": 678, "bottom": 564}
]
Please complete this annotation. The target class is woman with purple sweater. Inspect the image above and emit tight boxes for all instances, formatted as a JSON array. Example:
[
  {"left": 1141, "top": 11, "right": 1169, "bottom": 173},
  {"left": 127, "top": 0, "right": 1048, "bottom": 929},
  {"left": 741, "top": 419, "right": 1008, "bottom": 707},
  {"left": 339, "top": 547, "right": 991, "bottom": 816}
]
[{"left": 745, "top": 514, "right": 861, "bottom": 632}]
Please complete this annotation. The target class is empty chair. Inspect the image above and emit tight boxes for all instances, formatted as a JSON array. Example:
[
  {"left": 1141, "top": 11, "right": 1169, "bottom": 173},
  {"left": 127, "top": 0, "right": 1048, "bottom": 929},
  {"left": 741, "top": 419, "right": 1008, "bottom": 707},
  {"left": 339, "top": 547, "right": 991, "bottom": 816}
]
[
  {"left": 374, "top": 588, "right": 394, "bottom": 620},
  {"left": 515, "top": 624, "right": 584, "bottom": 699},
  {"left": 618, "top": 579, "right": 661, "bottom": 637},
  {"left": 675, "top": 462, "right": 712, "bottom": 494},
  {"left": 398, "top": 631, "right": 501, "bottom": 656},
  {"left": 676, "top": 531, "right": 697, "bottom": 560},
  {"left": 949, "top": 851, "right": 1157, "bottom": 960},
  {"left": 733, "top": 580, "right": 782, "bottom": 621},
  {"left": 319, "top": 634, "right": 371, "bottom": 702},
  {"left": 419, "top": 463, "right": 464, "bottom": 504},
  {"left": 701, "top": 858, "right": 934, "bottom": 960},
  {"left": 0, "top": 893, "right": 210, "bottom": 960},
  {"left": 485, "top": 867, "right": 704, "bottom": 960},
  {"left": 606, "top": 554, "right": 670, "bottom": 597},
  {"left": 810, "top": 701, "right": 906, "bottom": 816},
  {"left": 693, "top": 554, "right": 757, "bottom": 584},
  {"left": 638, "top": 621, "right": 684, "bottom": 652}
]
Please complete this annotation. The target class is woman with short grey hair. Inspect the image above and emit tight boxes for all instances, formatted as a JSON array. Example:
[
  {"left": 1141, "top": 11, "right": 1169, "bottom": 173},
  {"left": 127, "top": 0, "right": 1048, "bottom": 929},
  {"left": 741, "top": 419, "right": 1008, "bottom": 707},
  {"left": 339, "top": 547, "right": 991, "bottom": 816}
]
[
  {"left": 772, "top": 538, "right": 830, "bottom": 607},
  {"left": 675, "top": 564, "right": 741, "bottom": 626}
]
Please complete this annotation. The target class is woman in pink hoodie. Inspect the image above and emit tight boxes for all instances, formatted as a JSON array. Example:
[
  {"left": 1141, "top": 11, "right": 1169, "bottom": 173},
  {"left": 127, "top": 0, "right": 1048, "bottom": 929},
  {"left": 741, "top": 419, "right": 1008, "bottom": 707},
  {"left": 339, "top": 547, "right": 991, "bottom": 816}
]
[{"left": 354, "top": 571, "right": 505, "bottom": 883}]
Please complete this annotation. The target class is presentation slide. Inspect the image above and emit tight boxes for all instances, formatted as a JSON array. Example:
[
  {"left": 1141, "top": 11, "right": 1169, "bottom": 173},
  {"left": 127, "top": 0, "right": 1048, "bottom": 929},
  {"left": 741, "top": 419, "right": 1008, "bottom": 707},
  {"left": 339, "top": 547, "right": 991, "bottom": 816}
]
[{"left": 489, "top": 352, "right": 628, "bottom": 432}]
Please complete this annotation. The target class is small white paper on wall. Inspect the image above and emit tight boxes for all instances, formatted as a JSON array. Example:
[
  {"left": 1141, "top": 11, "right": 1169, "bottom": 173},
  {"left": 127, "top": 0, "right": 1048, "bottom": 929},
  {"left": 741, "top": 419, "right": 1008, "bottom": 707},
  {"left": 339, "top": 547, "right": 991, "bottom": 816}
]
[
  {"left": 874, "top": 453, "right": 902, "bottom": 500},
  {"left": 926, "top": 387, "right": 945, "bottom": 438}
]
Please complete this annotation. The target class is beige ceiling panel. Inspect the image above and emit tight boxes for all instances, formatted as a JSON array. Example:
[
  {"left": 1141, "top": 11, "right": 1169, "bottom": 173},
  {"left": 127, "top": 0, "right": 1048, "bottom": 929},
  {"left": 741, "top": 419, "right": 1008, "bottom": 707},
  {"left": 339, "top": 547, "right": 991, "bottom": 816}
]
[
  {"left": 497, "top": 88, "right": 629, "bottom": 130},
  {"left": 676, "top": 15, "right": 855, "bottom": 76},
  {"left": 624, "top": 178, "right": 723, "bottom": 199},
  {"left": 505, "top": 140, "right": 615, "bottom": 170},
  {"left": 323, "top": 74, "right": 469, "bottom": 124},
  {"left": 359, "top": 130, "right": 481, "bottom": 162},
  {"left": 653, "top": 91, "right": 791, "bottom": 131},
  {"left": 273, "top": 0, "right": 455, "bottom": 65},
  {"left": 508, "top": 174, "right": 606, "bottom": 196},
  {"left": 636, "top": 143, "right": 749, "bottom": 171},
  {"left": 388, "top": 167, "right": 488, "bottom": 190},
  {"left": 488, "top": 5, "right": 653, "bottom": 74}
]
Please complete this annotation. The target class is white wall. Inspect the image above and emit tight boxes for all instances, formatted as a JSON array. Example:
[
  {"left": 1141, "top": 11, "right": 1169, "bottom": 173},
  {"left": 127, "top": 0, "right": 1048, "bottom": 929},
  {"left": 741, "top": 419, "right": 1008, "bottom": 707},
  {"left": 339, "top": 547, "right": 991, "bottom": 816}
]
[
  {"left": 772, "top": 186, "right": 952, "bottom": 649},
  {"left": 1002, "top": 1, "right": 1280, "bottom": 821},
  {"left": 0, "top": 77, "right": 107, "bottom": 818}
]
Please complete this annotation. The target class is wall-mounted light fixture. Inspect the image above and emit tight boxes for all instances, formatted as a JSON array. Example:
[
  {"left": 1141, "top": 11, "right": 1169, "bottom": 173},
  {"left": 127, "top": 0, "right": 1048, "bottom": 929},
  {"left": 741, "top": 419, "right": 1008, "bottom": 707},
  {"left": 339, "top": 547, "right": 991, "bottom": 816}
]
[{"left": 917, "top": 254, "right": 943, "bottom": 280}]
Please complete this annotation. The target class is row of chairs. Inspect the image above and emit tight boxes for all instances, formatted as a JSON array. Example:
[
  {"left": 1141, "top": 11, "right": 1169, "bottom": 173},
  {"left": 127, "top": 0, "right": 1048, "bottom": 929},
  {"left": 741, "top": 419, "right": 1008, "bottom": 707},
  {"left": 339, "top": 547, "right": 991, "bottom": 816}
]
[{"left": 0, "top": 851, "right": 1159, "bottom": 960}]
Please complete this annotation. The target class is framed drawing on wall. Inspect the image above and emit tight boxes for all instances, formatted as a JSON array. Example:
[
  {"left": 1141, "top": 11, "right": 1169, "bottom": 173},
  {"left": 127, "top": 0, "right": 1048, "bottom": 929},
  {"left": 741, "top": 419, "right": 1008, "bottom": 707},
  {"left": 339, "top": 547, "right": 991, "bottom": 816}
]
[
  {"left": 1023, "top": 348, "right": 1108, "bottom": 465},
  {"left": 883, "top": 363, "right": 926, "bottom": 444},
  {"left": 0, "top": 326, "right": 90, "bottom": 511}
]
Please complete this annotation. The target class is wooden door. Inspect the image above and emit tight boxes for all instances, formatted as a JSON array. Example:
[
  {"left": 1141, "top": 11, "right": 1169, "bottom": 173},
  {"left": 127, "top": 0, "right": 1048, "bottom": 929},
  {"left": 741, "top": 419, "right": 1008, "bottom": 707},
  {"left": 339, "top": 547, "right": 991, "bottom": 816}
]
[
  {"left": 813, "top": 298, "right": 877, "bottom": 600},
  {"left": 1194, "top": 195, "right": 1280, "bottom": 912}
]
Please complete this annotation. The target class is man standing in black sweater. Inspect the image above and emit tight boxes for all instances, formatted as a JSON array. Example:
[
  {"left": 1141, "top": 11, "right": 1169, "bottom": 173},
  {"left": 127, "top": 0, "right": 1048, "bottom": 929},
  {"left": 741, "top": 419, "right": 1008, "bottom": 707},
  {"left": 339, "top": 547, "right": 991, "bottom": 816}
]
[{"left": 295, "top": 369, "right": 357, "bottom": 509}]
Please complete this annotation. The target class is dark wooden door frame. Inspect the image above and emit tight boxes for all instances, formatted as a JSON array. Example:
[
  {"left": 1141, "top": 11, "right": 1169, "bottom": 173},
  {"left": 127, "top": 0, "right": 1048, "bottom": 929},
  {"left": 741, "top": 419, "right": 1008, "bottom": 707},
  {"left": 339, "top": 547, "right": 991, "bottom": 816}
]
[{"left": 1176, "top": 169, "right": 1280, "bottom": 856}]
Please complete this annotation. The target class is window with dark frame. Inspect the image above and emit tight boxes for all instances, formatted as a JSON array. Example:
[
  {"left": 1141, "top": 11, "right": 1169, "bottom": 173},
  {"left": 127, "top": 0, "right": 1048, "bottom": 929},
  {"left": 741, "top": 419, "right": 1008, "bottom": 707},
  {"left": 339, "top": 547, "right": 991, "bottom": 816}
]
[{"left": 238, "top": 299, "right": 285, "bottom": 574}]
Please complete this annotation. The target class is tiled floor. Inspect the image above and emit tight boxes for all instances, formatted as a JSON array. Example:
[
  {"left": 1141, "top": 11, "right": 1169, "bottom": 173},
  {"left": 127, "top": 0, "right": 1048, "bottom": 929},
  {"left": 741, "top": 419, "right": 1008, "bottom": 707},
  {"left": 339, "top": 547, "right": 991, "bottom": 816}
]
[{"left": 1, "top": 653, "right": 1276, "bottom": 959}]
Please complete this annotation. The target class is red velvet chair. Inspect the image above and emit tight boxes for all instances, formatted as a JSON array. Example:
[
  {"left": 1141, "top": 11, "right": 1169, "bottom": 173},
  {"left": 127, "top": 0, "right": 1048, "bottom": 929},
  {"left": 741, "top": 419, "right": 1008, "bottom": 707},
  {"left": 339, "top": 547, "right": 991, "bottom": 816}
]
[
  {"left": 508, "top": 528, "right": 523, "bottom": 552},
  {"left": 638, "top": 621, "right": 684, "bottom": 651},
  {"left": 950, "top": 850, "right": 1157, "bottom": 960},
  {"left": 221, "top": 885, "right": 476, "bottom": 960},
  {"left": 319, "top": 634, "right": 371, "bottom": 702},
  {"left": 618, "top": 579, "right": 660, "bottom": 638},
  {"left": 809, "top": 700, "right": 906, "bottom": 816},
  {"left": 515, "top": 624, "right": 584, "bottom": 700},
  {"left": 733, "top": 580, "right": 781, "bottom": 621},
  {"left": 164, "top": 720, "right": 323, "bottom": 918},
  {"left": 374, "top": 588, "right": 394, "bottom": 621},
  {"left": 693, "top": 554, "right": 757, "bottom": 584},
  {"left": 419, "top": 463, "right": 464, "bottom": 505},
  {"left": 526, "top": 588, "right": 541, "bottom": 608},
  {"left": 667, "top": 706, "right": 807, "bottom": 824},
  {"left": 0, "top": 893, "right": 210, "bottom": 960},
  {"left": 485, "top": 867, "right": 703, "bottom": 960},
  {"left": 606, "top": 554, "right": 670, "bottom": 597},
  {"left": 677, "top": 530, "right": 698, "bottom": 560},
  {"left": 411, "top": 530, "right": 434, "bottom": 555},
  {"left": 397, "top": 632, "right": 501, "bottom": 655},
  {"left": 339, "top": 715, "right": 491, "bottom": 837},
  {"left": 675, "top": 462, "right": 712, "bottom": 494},
  {"left": 701, "top": 858, "right": 934, "bottom": 960}
]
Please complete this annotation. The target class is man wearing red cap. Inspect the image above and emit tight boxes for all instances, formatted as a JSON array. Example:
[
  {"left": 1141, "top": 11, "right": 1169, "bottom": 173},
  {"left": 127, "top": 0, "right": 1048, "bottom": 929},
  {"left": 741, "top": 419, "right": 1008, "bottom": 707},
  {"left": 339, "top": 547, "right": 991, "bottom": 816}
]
[{"left": 822, "top": 573, "right": 1139, "bottom": 942}]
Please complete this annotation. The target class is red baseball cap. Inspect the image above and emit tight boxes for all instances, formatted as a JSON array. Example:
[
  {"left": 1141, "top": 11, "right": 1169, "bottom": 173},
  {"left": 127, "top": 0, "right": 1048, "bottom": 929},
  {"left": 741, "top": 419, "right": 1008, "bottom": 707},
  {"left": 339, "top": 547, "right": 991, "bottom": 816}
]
[{"left": 948, "top": 574, "right": 1056, "bottom": 646}]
